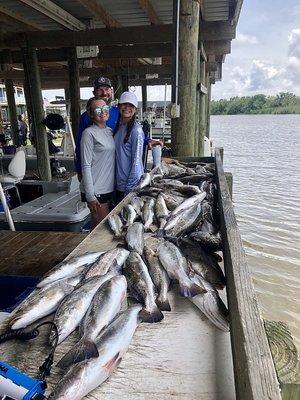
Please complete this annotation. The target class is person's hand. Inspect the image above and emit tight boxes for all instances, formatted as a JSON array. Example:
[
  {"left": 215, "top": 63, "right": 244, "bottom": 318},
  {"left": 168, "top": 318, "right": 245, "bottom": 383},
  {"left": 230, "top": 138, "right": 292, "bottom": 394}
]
[
  {"left": 87, "top": 200, "right": 102, "bottom": 213},
  {"left": 148, "top": 139, "right": 163, "bottom": 149},
  {"left": 77, "top": 173, "right": 82, "bottom": 182}
]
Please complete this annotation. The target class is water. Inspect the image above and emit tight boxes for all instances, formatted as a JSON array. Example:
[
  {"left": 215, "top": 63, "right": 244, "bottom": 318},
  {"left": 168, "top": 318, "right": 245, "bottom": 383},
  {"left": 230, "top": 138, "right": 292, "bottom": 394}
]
[{"left": 210, "top": 114, "right": 300, "bottom": 352}]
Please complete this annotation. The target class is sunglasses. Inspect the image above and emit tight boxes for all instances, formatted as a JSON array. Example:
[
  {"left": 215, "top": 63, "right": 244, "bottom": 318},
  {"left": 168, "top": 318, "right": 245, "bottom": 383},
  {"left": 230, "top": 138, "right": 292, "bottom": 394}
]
[{"left": 93, "top": 105, "right": 110, "bottom": 115}]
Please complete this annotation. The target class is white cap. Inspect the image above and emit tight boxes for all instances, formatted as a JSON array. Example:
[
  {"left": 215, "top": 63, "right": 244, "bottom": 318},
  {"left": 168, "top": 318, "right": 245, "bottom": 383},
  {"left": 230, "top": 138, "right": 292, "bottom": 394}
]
[{"left": 119, "top": 91, "right": 138, "bottom": 108}]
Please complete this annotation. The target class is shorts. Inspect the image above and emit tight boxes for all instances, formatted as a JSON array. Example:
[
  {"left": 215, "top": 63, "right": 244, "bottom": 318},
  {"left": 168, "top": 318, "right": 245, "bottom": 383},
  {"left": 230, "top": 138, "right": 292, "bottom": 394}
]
[
  {"left": 115, "top": 190, "right": 125, "bottom": 205},
  {"left": 81, "top": 192, "right": 113, "bottom": 204}
]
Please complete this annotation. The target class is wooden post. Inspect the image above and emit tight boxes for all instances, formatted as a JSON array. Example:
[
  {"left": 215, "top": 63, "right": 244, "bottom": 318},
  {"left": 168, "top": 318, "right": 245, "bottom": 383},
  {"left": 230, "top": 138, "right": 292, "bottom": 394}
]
[
  {"left": 64, "top": 87, "right": 70, "bottom": 117},
  {"left": 198, "top": 60, "right": 206, "bottom": 156},
  {"left": 265, "top": 320, "right": 300, "bottom": 400},
  {"left": 113, "top": 75, "right": 123, "bottom": 98},
  {"left": 142, "top": 83, "right": 147, "bottom": 115},
  {"left": 23, "top": 80, "right": 33, "bottom": 128},
  {"left": 121, "top": 75, "right": 129, "bottom": 93},
  {"left": 206, "top": 73, "right": 211, "bottom": 138},
  {"left": 171, "top": 0, "right": 179, "bottom": 148},
  {"left": 22, "top": 47, "right": 51, "bottom": 181},
  {"left": 5, "top": 79, "right": 18, "bottom": 145},
  {"left": 172, "top": 0, "right": 199, "bottom": 157},
  {"left": 67, "top": 48, "right": 80, "bottom": 140},
  {"left": 194, "top": 50, "right": 201, "bottom": 156}
]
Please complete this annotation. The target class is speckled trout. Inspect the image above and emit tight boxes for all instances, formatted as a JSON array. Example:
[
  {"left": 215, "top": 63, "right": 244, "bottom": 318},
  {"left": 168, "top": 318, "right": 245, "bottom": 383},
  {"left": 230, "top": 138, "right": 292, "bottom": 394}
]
[{"left": 49, "top": 305, "right": 142, "bottom": 400}]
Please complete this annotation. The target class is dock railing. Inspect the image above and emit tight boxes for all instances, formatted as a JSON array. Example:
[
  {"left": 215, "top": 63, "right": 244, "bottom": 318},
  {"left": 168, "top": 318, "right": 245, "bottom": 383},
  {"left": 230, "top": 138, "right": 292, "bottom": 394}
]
[{"left": 215, "top": 147, "right": 282, "bottom": 400}]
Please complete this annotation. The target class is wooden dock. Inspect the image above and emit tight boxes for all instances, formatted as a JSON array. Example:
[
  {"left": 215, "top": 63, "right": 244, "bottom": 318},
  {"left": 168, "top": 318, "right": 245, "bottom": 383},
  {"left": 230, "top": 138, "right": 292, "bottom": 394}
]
[{"left": 0, "top": 231, "right": 87, "bottom": 276}]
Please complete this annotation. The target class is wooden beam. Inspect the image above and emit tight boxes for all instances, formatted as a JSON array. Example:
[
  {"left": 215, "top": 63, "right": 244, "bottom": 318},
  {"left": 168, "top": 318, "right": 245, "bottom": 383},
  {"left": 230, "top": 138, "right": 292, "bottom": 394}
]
[
  {"left": 215, "top": 147, "right": 281, "bottom": 400},
  {"left": 22, "top": 47, "right": 51, "bottom": 181},
  {"left": 201, "top": 21, "right": 235, "bottom": 41},
  {"left": 203, "top": 40, "right": 231, "bottom": 55},
  {"left": 67, "top": 48, "right": 81, "bottom": 140},
  {"left": 0, "top": 25, "right": 173, "bottom": 49},
  {"left": 172, "top": 0, "right": 199, "bottom": 157},
  {"left": 232, "top": 0, "right": 244, "bottom": 25},
  {"left": 206, "top": 61, "right": 217, "bottom": 72},
  {"left": 215, "top": 62, "right": 222, "bottom": 81},
  {"left": 0, "top": 5, "right": 44, "bottom": 31},
  {"left": 18, "top": 0, "right": 86, "bottom": 30},
  {"left": 129, "top": 78, "right": 171, "bottom": 86},
  {"left": 216, "top": 54, "right": 226, "bottom": 63},
  {"left": 77, "top": 0, "right": 120, "bottom": 27},
  {"left": 200, "top": 42, "right": 207, "bottom": 62},
  {"left": 198, "top": 60, "right": 206, "bottom": 156},
  {"left": 138, "top": 0, "right": 162, "bottom": 25},
  {"left": 0, "top": 44, "right": 172, "bottom": 64},
  {"left": 141, "top": 83, "right": 147, "bottom": 112},
  {"left": 205, "top": 73, "right": 211, "bottom": 138},
  {"left": 4, "top": 79, "right": 18, "bottom": 145},
  {"left": 0, "top": 64, "right": 171, "bottom": 80}
]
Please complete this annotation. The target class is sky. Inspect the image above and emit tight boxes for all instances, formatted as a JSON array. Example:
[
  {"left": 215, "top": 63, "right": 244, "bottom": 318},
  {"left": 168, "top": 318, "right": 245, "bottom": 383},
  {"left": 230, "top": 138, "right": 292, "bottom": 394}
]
[
  {"left": 42, "top": 0, "right": 300, "bottom": 102},
  {"left": 212, "top": 0, "right": 300, "bottom": 99}
]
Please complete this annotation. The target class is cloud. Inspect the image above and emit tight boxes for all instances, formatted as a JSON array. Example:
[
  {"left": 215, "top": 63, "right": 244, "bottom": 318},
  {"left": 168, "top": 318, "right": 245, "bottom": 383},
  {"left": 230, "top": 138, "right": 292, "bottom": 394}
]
[
  {"left": 285, "top": 29, "right": 300, "bottom": 88},
  {"left": 235, "top": 33, "right": 258, "bottom": 45},
  {"left": 229, "top": 60, "right": 282, "bottom": 93},
  {"left": 215, "top": 28, "right": 300, "bottom": 98}
]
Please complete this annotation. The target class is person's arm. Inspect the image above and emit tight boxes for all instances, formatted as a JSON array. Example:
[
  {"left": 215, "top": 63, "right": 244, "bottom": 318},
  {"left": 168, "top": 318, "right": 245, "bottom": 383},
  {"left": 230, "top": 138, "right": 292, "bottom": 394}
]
[
  {"left": 81, "top": 129, "right": 97, "bottom": 203},
  {"left": 148, "top": 138, "right": 163, "bottom": 148},
  {"left": 75, "top": 112, "right": 91, "bottom": 175},
  {"left": 125, "top": 127, "right": 144, "bottom": 194}
]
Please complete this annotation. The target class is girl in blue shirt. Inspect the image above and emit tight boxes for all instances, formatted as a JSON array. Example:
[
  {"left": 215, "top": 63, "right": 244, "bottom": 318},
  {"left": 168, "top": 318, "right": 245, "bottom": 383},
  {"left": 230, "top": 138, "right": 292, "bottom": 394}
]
[{"left": 114, "top": 92, "right": 144, "bottom": 202}]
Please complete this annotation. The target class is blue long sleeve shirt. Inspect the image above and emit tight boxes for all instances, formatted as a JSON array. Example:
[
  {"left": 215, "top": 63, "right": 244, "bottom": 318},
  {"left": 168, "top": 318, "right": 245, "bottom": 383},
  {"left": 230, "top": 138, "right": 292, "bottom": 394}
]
[
  {"left": 114, "top": 121, "right": 145, "bottom": 194},
  {"left": 75, "top": 106, "right": 119, "bottom": 174}
]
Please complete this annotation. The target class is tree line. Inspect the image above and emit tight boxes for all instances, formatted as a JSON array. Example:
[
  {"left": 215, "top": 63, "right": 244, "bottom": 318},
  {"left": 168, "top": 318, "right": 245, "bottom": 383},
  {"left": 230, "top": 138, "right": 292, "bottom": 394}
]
[{"left": 210, "top": 92, "right": 300, "bottom": 115}]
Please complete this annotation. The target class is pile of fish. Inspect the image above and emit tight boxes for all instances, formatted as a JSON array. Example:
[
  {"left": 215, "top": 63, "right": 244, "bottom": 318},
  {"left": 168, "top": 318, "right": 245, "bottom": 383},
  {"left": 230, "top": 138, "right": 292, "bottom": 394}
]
[{"left": 4, "top": 160, "right": 229, "bottom": 400}]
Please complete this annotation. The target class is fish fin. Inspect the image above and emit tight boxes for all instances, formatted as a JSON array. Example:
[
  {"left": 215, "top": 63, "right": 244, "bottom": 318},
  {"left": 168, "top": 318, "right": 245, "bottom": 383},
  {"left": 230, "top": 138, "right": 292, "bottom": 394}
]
[
  {"left": 149, "top": 224, "right": 157, "bottom": 233},
  {"left": 179, "top": 282, "right": 206, "bottom": 298},
  {"left": 57, "top": 339, "right": 99, "bottom": 369},
  {"left": 156, "top": 298, "right": 171, "bottom": 312},
  {"left": 139, "top": 306, "right": 164, "bottom": 323},
  {"left": 103, "top": 352, "right": 121, "bottom": 373},
  {"left": 212, "top": 253, "right": 223, "bottom": 262},
  {"left": 164, "top": 236, "right": 181, "bottom": 247}
]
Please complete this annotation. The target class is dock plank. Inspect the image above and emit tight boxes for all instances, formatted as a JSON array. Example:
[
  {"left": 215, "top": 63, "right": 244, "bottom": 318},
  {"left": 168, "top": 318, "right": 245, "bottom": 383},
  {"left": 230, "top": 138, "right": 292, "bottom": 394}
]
[
  {"left": 0, "top": 191, "right": 236, "bottom": 400},
  {"left": 0, "top": 231, "right": 87, "bottom": 276}
]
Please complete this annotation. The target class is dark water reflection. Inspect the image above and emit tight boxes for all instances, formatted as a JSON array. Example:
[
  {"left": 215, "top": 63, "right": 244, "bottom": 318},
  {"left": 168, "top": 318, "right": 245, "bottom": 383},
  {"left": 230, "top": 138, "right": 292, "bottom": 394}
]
[{"left": 211, "top": 114, "right": 300, "bottom": 351}]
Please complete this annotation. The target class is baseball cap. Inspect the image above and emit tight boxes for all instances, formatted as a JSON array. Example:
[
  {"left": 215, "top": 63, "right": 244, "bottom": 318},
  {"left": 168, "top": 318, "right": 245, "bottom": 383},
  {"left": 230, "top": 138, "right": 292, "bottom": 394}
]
[
  {"left": 93, "top": 76, "right": 112, "bottom": 88},
  {"left": 119, "top": 91, "right": 138, "bottom": 108}
]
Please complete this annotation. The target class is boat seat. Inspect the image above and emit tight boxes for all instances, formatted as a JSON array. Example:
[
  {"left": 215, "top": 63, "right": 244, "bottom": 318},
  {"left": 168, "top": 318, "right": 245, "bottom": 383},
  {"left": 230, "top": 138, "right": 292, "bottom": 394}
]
[{"left": 0, "top": 150, "right": 26, "bottom": 184}]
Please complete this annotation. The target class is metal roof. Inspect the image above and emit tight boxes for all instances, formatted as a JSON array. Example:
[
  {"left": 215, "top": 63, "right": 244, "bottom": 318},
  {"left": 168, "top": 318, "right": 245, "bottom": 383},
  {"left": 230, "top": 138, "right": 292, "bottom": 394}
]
[
  {"left": 0, "top": 0, "right": 237, "bottom": 33},
  {"left": 0, "top": 0, "right": 65, "bottom": 31},
  {"left": 202, "top": 0, "right": 230, "bottom": 22}
]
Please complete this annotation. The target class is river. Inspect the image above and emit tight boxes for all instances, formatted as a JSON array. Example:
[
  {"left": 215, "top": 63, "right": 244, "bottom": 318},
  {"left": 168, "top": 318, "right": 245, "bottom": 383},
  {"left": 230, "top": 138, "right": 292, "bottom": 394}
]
[{"left": 210, "top": 114, "right": 300, "bottom": 352}]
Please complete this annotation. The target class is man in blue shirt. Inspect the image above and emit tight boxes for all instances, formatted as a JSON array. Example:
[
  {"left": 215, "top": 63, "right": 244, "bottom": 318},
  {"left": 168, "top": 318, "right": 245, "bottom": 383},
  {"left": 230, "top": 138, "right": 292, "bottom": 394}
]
[{"left": 75, "top": 76, "right": 119, "bottom": 179}]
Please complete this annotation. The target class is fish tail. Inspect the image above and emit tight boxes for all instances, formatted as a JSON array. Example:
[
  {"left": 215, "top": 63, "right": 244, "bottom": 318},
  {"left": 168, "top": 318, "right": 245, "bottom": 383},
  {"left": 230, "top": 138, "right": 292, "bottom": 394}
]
[
  {"left": 155, "top": 228, "right": 164, "bottom": 238},
  {"left": 57, "top": 338, "right": 99, "bottom": 369},
  {"left": 156, "top": 297, "right": 171, "bottom": 312},
  {"left": 139, "top": 306, "right": 164, "bottom": 323},
  {"left": 179, "top": 282, "right": 206, "bottom": 298}
]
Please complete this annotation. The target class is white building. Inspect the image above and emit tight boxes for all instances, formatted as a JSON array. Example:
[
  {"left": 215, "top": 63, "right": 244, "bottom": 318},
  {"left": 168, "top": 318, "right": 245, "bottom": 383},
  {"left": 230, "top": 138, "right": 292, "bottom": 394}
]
[{"left": 0, "top": 84, "right": 27, "bottom": 125}]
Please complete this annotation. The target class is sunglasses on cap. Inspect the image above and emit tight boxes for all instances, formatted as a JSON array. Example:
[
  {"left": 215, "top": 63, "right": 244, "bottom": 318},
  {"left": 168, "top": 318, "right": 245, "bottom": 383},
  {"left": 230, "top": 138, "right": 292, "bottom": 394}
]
[{"left": 93, "top": 105, "right": 110, "bottom": 115}]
